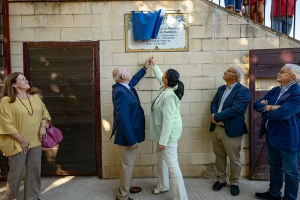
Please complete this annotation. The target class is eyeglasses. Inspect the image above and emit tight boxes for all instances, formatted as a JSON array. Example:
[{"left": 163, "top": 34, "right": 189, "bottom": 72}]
[
  {"left": 278, "top": 70, "right": 290, "bottom": 74},
  {"left": 225, "top": 69, "right": 237, "bottom": 75}
]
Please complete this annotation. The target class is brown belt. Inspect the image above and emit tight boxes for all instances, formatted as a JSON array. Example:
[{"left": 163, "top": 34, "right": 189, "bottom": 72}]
[{"left": 219, "top": 125, "right": 224, "bottom": 128}]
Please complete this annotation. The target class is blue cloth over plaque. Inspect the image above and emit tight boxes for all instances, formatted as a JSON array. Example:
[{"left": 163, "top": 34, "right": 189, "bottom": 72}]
[{"left": 131, "top": 9, "right": 165, "bottom": 41}]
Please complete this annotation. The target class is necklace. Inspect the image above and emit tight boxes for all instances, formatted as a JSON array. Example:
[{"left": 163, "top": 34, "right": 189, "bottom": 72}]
[{"left": 16, "top": 93, "right": 33, "bottom": 116}]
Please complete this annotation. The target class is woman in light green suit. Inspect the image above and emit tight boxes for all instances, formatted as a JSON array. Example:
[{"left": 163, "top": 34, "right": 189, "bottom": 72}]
[{"left": 148, "top": 57, "right": 188, "bottom": 200}]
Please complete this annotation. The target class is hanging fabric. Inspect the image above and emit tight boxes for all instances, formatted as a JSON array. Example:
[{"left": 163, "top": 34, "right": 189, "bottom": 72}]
[{"left": 131, "top": 9, "right": 165, "bottom": 41}]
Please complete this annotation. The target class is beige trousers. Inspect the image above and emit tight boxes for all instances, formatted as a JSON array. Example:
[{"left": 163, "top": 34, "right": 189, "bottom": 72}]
[
  {"left": 5, "top": 145, "right": 42, "bottom": 200},
  {"left": 213, "top": 126, "right": 242, "bottom": 185},
  {"left": 117, "top": 145, "right": 136, "bottom": 200}
]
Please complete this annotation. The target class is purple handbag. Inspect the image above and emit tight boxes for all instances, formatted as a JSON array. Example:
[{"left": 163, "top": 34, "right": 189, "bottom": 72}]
[{"left": 41, "top": 121, "right": 63, "bottom": 148}]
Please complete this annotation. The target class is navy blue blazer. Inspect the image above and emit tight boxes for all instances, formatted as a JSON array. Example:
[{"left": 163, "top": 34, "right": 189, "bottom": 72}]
[
  {"left": 253, "top": 83, "right": 300, "bottom": 152},
  {"left": 210, "top": 82, "right": 251, "bottom": 137},
  {"left": 111, "top": 68, "right": 146, "bottom": 146}
]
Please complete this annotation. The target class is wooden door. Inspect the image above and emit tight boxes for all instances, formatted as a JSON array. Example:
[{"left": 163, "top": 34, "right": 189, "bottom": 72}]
[
  {"left": 24, "top": 42, "right": 101, "bottom": 177},
  {"left": 250, "top": 48, "right": 300, "bottom": 180}
]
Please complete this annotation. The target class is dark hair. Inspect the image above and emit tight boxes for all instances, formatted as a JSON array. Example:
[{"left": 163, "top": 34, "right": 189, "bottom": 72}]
[
  {"left": 165, "top": 69, "right": 184, "bottom": 100},
  {"left": 1, "top": 72, "right": 34, "bottom": 103}
]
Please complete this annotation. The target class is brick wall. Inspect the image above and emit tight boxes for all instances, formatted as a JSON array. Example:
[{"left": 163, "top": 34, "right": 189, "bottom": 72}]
[{"left": 8, "top": 0, "right": 300, "bottom": 178}]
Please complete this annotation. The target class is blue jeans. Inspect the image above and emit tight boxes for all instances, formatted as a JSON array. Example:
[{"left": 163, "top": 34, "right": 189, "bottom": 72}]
[
  {"left": 224, "top": 0, "right": 242, "bottom": 12},
  {"left": 271, "top": 16, "right": 293, "bottom": 35},
  {"left": 267, "top": 137, "right": 300, "bottom": 200}
]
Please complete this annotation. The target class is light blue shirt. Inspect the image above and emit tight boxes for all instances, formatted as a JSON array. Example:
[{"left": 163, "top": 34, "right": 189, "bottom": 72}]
[{"left": 217, "top": 82, "right": 238, "bottom": 113}]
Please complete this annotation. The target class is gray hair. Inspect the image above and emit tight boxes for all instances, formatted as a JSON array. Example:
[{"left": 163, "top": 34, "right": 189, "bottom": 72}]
[
  {"left": 285, "top": 63, "right": 300, "bottom": 82},
  {"left": 113, "top": 67, "right": 126, "bottom": 82},
  {"left": 231, "top": 66, "right": 243, "bottom": 82}
]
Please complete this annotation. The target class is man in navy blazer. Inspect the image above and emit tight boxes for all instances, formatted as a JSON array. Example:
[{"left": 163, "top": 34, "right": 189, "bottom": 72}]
[
  {"left": 254, "top": 64, "right": 300, "bottom": 200},
  {"left": 112, "top": 64, "right": 149, "bottom": 200},
  {"left": 210, "top": 66, "right": 251, "bottom": 196}
]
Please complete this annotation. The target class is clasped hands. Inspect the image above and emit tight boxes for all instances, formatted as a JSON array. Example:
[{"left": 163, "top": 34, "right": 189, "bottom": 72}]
[
  {"left": 144, "top": 57, "right": 155, "bottom": 69},
  {"left": 210, "top": 113, "right": 224, "bottom": 126}
]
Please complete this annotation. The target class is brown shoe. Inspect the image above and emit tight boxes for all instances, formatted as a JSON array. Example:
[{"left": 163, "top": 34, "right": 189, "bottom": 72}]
[
  {"left": 130, "top": 186, "right": 142, "bottom": 193},
  {"left": 116, "top": 198, "right": 133, "bottom": 200}
]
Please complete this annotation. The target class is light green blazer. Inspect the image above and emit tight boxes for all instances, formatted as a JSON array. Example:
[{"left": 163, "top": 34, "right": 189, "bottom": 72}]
[{"left": 150, "top": 65, "right": 183, "bottom": 146}]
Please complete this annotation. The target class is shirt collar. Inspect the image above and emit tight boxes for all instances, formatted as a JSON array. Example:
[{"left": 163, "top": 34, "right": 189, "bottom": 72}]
[
  {"left": 226, "top": 82, "right": 238, "bottom": 90},
  {"left": 120, "top": 82, "right": 130, "bottom": 90},
  {"left": 280, "top": 82, "right": 296, "bottom": 92}
]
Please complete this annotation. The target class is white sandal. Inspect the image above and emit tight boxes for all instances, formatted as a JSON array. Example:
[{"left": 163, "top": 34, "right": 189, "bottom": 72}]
[{"left": 152, "top": 188, "right": 169, "bottom": 195}]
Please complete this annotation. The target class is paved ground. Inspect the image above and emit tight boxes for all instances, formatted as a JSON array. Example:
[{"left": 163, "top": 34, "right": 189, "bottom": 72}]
[{"left": 0, "top": 176, "right": 298, "bottom": 200}]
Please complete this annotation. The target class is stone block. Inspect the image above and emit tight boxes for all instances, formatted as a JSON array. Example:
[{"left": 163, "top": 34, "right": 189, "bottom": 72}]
[
  {"left": 103, "top": 166, "right": 119, "bottom": 178},
  {"left": 191, "top": 152, "right": 215, "bottom": 164},
  {"left": 181, "top": 90, "right": 202, "bottom": 103},
  {"left": 87, "top": 28, "right": 112, "bottom": 40},
  {"left": 61, "top": 28, "right": 87, "bottom": 40},
  {"left": 190, "top": 25, "right": 214, "bottom": 39},
  {"left": 61, "top": 3, "right": 87, "bottom": 15},
  {"left": 48, "top": 15, "right": 73, "bottom": 28},
  {"left": 178, "top": 153, "right": 191, "bottom": 165},
  {"left": 190, "top": 52, "right": 215, "bottom": 64},
  {"left": 180, "top": 165, "right": 204, "bottom": 177},
  {"left": 180, "top": 128, "right": 191, "bottom": 140},
  {"left": 11, "top": 55, "right": 23, "bottom": 68},
  {"left": 100, "top": 78, "right": 115, "bottom": 92},
  {"left": 100, "top": 53, "right": 113, "bottom": 66},
  {"left": 177, "top": 65, "right": 203, "bottom": 77},
  {"left": 189, "top": 13, "right": 202, "bottom": 26},
  {"left": 190, "top": 102, "right": 210, "bottom": 114},
  {"left": 99, "top": 14, "right": 124, "bottom": 27},
  {"left": 10, "top": 16, "right": 21, "bottom": 28},
  {"left": 22, "top": 16, "right": 47, "bottom": 28},
  {"left": 190, "top": 77, "right": 215, "bottom": 89},
  {"left": 191, "top": 128, "right": 213, "bottom": 140},
  {"left": 132, "top": 166, "right": 154, "bottom": 178},
  {"left": 102, "top": 141, "right": 119, "bottom": 154},
  {"left": 178, "top": 140, "right": 192, "bottom": 153},
  {"left": 202, "top": 39, "right": 228, "bottom": 51},
  {"left": 215, "top": 24, "right": 240, "bottom": 38},
  {"left": 228, "top": 38, "right": 254, "bottom": 50},
  {"left": 34, "top": 2, "right": 61, "bottom": 15},
  {"left": 101, "top": 41, "right": 124, "bottom": 53},
  {"left": 138, "top": 78, "right": 160, "bottom": 91},
  {"left": 101, "top": 104, "right": 113, "bottom": 117},
  {"left": 180, "top": 103, "right": 190, "bottom": 115},
  {"left": 74, "top": 15, "right": 99, "bottom": 27},
  {"left": 10, "top": 3, "right": 34, "bottom": 15},
  {"left": 137, "top": 141, "right": 153, "bottom": 154},
  {"left": 202, "top": 140, "right": 213, "bottom": 153},
  {"left": 137, "top": 91, "right": 152, "bottom": 103},
  {"left": 253, "top": 38, "right": 280, "bottom": 49},
  {"left": 141, "top": 154, "right": 157, "bottom": 165},
  {"left": 228, "top": 15, "right": 248, "bottom": 25},
  {"left": 112, "top": 53, "right": 138, "bottom": 66},
  {"left": 202, "top": 114, "right": 212, "bottom": 128},
  {"left": 190, "top": 39, "right": 202, "bottom": 52},
  {"left": 215, "top": 51, "right": 241, "bottom": 64},
  {"left": 191, "top": 140, "right": 203, "bottom": 152},
  {"left": 87, "top": 2, "right": 112, "bottom": 14},
  {"left": 202, "top": 64, "right": 224, "bottom": 77},
  {"left": 164, "top": 53, "right": 189, "bottom": 65},
  {"left": 111, "top": 1, "right": 137, "bottom": 13},
  {"left": 182, "top": 114, "right": 202, "bottom": 128},
  {"left": 112, "top": 27, "right": 125, "bottom": 40},
  {"left": 10, "top": 28, "right": 35, "bottom": 42},
  {"left": 10, "top": 42, "right": 23, "bottom": 55},
  {"left": 203, "top": 90, "right": 217, "bottom": 102},
  {"left": 35, "top": 28, "right": 60, "bottom": 41},
  {"left": 102, "top": 153, "right": 115, "bottom": 166}
]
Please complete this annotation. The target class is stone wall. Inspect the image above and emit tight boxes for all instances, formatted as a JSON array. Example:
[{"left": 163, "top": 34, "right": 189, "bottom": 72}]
[{"left": 8, "top": 0, "right": 300, "bottom": 178}]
